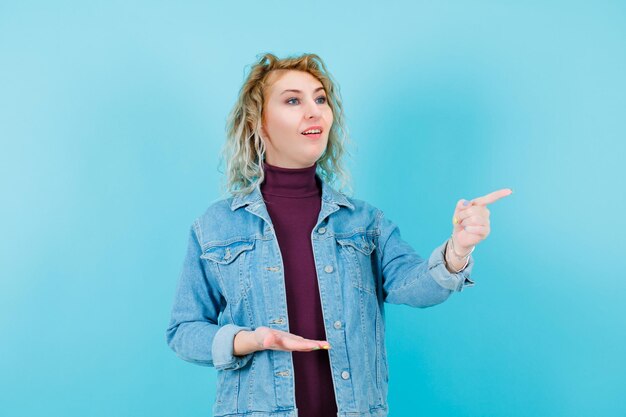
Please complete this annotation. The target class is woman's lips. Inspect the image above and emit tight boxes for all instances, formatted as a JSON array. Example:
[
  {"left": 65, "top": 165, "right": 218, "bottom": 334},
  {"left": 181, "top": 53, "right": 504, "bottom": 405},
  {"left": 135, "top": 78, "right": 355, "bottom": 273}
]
[
  {"left": 301, "top": 125, "right": 324, "bottom": 140},
  {"left": 301, "top": 132, "right": 322, "bottom": 139}
]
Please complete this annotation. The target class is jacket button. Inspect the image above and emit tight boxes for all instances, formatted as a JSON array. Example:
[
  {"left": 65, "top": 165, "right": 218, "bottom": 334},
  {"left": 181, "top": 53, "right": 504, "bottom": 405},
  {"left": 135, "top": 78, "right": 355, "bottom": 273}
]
[
  {"left": 318, "top": 227, "right": 327, "bottom": 234},
  {"left": 333, "top": 320, "right": 342, "bottom": 329},
  {"left": 341, "top": 371, "right": 350, "bottom": 380},
  {"left": 324, "top": 265, "right": 334, "bottom": 273}
]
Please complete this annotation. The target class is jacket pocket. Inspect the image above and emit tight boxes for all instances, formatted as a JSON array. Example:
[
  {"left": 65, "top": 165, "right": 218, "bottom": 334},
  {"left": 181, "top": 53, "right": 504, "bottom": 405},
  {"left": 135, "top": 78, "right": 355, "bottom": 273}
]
[
  {"left": 200, "top": 238, "right": 256, "bottom": 304},
  {"left": 335, "top": 231, "right": 377, "bottom": 295}
]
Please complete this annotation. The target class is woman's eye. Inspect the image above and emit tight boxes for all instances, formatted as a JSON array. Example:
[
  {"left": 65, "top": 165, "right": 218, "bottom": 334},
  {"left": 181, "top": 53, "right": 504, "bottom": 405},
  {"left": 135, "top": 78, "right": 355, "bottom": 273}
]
[{"left": 286, "top": 96, "right": 327, "bottom": 105}]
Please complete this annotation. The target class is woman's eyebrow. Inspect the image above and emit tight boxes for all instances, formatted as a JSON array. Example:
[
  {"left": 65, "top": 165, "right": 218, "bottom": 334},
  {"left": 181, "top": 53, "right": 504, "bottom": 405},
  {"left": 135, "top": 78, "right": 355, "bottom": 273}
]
[{"left": 280, "top": 87, "right": 325, "bottom": 95}]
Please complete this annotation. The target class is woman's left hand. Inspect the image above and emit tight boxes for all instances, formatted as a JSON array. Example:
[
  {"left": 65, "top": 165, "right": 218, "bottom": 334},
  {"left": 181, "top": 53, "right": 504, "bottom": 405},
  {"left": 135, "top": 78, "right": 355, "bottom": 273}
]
[{"left": 451, "top": 188, "right": 513, "bottom": 252}]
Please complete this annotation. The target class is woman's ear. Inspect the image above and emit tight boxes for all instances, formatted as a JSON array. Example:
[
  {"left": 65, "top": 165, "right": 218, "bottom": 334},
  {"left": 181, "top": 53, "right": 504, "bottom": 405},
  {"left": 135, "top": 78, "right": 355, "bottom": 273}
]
[{"left": 259, "top": 124, "right": 270, "bottom": 143}]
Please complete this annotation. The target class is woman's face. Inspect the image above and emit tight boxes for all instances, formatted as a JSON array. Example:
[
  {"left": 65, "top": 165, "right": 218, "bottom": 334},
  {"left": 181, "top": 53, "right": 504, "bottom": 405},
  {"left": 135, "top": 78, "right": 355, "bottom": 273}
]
[{"left": 261, "top": 70, "right": 333, "bottom": 168}]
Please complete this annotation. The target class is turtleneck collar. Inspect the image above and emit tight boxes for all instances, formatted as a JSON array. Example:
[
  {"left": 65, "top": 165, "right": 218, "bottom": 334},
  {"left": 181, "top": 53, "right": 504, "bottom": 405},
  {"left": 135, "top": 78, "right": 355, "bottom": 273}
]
[{"left": 260, "top": 161, "right": 321, "bottom": 198}]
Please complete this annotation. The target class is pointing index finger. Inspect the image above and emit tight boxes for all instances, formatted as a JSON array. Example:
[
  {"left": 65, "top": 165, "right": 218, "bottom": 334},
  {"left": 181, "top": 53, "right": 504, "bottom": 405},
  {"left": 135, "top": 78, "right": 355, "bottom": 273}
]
[{"left": 471, "top": 188, "right": 513, "bottom": 206}]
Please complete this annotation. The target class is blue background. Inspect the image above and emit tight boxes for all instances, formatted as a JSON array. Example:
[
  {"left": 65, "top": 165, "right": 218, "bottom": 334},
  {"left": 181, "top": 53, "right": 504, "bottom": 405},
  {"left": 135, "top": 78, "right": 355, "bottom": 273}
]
[{"left": 1, "top": 1, "right": 625, "bottom": 416}]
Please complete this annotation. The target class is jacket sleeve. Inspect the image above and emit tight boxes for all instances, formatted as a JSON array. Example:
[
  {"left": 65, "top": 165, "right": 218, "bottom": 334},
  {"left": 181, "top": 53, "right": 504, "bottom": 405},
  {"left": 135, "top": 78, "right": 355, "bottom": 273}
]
[
  {"left": 375, "top": 210, "right": 475, "bottom": 308},
  {"left": 165, "top": 222, "right": 254, "bottom": 371}
]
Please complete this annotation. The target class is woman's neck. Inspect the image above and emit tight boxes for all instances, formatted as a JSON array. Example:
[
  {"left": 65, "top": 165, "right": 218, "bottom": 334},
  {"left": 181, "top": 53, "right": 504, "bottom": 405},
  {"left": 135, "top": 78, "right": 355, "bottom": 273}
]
[{"left": 260, "top": 161, "right": 320, "bottom": 198}]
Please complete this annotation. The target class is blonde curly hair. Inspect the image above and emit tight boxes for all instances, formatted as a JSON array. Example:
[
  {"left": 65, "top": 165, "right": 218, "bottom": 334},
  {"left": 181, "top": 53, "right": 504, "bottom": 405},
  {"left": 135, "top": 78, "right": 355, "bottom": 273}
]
[{"left": 217, "top": 52, "right": 353, "bottom": 199}]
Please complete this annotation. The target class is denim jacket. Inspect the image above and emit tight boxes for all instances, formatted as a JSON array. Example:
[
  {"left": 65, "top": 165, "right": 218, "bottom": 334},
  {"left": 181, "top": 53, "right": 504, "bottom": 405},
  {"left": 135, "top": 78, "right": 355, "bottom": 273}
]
[{"left": 165, "top": 178, "right": 475, "bottom": 417}]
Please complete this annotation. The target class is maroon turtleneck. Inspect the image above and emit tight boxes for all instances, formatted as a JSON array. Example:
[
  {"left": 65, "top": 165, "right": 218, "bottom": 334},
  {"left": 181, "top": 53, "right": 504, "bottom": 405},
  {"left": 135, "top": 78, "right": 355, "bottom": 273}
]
[{"left": 260, "top": 161, "right": 338, "bottom": 417}]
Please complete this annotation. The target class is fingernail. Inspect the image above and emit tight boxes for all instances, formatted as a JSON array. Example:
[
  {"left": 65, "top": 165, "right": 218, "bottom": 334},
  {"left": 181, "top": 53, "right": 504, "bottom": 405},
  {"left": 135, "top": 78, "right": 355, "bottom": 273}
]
[
  {"left": 312, "top": 346, "right": 320, "bottom": 350},
  {"left": 322, "top": 345, "right": 331, "bottom": 349},
  {"left": 463, "top": 200, "right": 469, "bottom": 206}
]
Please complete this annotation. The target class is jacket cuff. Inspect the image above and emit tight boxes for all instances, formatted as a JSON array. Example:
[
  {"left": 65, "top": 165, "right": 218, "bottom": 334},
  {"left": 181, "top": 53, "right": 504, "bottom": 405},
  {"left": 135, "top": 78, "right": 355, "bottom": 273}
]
[
  {"left": 211, "top": 324, "right": 254, "bottom": 371},
  {"left": 427, "top": 239, "right": 476, "bottom": 292}
]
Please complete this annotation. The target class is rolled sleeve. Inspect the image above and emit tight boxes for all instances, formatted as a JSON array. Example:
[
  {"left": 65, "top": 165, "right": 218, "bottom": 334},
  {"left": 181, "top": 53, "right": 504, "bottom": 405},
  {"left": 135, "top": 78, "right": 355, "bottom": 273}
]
[
  {"left": 376, "top": 210, "right": 476, "bottom": 308},
  {"left": 212, "top": 324, "right": 254, "bottom": 371}
]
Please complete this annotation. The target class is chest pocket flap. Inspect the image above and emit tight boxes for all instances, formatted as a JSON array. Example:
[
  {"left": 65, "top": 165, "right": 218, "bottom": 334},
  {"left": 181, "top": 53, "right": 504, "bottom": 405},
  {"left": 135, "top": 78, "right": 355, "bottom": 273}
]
[
  {"left": 335, "top": 231, "right": 378, "bottom": 295},
  {"left": 200, "top": 238, "right": 255, "bottom": 264},
  {"left": 336, "top": 232, "right": 376, "bottom": 256}
]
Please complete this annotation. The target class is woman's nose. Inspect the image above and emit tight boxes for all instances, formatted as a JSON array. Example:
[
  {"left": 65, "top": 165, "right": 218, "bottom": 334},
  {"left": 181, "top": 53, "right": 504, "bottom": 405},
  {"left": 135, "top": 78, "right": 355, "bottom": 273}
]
[{"left": 305, "top": 99, "right": 322, "bottom": 118}]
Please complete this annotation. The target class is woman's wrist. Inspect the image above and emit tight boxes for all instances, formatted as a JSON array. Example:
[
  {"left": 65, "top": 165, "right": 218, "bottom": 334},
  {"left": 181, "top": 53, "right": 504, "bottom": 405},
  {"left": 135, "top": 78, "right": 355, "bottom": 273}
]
[
  {"left": 444, "top": 237, "right": 473, "bottom": 273},
  {"left": 233, "top": 329, "right": 263, "bottom": 356},
  {"left": 450, "top": 235, "right": 474, "bottom": 258}
]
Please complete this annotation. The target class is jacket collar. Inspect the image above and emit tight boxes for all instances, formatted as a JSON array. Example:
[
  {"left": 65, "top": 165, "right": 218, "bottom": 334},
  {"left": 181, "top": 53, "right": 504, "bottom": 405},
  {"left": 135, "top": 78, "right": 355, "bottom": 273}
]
[{"left": 229, "top": 175, "right": 354, "bottom": 211}]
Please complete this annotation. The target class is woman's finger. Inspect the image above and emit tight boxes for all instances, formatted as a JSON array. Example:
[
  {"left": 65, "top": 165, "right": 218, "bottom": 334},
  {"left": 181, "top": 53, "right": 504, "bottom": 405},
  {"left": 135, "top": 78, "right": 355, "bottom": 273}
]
[
  {"left": 452, "top": 199, "right": 474, "bottom": 226},
  {"left": 455, "top": 199, "right": 474, "bottom": 212},
  {"left": 471, "top": 188, "right": 513, "bottom": 206},
  {"left": 454, "top": 206, "right": 480, "bottom": 227},
  {"left": 271, "top": 332, "right": 330, "bottom": 352},
  {"left": 460, "top": 215, "right": 489, "bottom": 227},
  {"left": 463, "top": 225, "right": 489, "bottom": 237},
  {"left": 456, "top": 206, "right": 489, "bottom": 222},
  {"left": 281, "top": 338, "right": 316, "bottom": 351},
  {"left": 453, "top": 188, "right": 511, "bottom": 226},
  {"left": 272, "top": 334, "right": 301, "bottom": 350}
]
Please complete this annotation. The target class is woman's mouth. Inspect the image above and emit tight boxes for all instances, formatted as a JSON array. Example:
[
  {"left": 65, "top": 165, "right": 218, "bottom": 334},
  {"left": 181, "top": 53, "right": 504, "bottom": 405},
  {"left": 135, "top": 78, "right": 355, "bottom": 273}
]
[{"left": 301, "top": 127, "right": 323, "bottom": 140}]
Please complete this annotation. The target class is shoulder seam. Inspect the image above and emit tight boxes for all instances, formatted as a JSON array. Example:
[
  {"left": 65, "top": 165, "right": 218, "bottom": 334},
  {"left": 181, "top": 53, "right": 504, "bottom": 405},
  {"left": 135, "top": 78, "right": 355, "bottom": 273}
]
[{"left": 192, "top": 218, "right": 203, "bottom": 246}]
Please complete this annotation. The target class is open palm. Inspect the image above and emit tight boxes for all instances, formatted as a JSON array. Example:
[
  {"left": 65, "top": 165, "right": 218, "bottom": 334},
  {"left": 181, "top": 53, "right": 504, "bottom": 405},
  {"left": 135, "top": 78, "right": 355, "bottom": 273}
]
[{"left": 253, "top": 326, "right": 330, "bottom": 352}]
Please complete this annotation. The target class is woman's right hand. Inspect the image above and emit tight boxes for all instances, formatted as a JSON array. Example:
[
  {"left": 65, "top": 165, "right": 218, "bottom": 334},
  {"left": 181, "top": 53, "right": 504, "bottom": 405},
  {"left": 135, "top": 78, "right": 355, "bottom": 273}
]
[{"left": 253, "top": 326, "right": 331, "bottom": 352}]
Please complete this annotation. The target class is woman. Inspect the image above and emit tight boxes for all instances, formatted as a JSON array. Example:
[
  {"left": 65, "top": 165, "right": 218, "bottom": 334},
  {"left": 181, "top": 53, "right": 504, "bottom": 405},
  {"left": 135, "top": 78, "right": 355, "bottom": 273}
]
[{"left": 166, "top": 52, "right": 512, "bottom": 417}]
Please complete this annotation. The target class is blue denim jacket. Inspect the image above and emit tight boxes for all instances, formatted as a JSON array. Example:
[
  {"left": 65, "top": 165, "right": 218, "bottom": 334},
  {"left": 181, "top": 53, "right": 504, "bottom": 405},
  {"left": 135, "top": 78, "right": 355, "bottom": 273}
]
[{"left": 165, "top": 178, "right": 475, "bottom": 417}]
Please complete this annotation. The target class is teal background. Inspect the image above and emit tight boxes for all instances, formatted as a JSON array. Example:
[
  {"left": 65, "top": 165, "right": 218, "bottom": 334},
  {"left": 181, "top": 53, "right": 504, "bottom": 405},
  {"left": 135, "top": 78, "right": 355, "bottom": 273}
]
[{"left": 1, "top": 1, "right": 625, "bottom": 416}]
